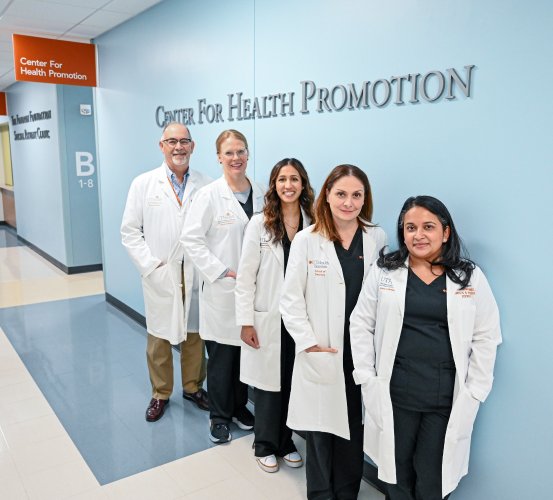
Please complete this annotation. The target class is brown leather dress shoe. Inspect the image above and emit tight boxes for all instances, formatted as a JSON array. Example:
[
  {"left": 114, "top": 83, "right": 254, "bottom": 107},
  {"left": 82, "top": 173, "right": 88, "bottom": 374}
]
[
  {"left": 183, "top": 388, "right": 209, "bottom": 411},
  {"left": 146, "top": 398, "right": 169, "bottom": 422}
]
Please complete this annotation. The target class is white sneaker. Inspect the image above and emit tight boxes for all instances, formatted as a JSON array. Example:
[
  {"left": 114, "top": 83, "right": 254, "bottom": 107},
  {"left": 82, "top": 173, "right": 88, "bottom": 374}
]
[
  {"left": 282, "top": 451, "right": 303, "bottom": 468},
  {"left": 256, "top": 454, "right": 279, "bottom": 473}
]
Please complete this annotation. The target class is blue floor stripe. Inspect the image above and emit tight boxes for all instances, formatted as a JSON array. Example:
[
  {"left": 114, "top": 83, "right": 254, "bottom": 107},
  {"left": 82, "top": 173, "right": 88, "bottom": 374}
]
[
  {"left": 0, "top": 294, "right": 251, "bottom": 484},
  {"left": 0, "top": 226, "right": 23, "bottom": 248}
]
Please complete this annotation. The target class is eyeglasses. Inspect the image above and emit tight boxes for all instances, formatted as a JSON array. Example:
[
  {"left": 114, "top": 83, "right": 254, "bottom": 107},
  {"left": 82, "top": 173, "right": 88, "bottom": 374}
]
[
  {"left": 222, "top": 149, "right": 248, "bottom": 159},
  {"left": 162, "top": 138, "right": 192, "bottom": 147}
]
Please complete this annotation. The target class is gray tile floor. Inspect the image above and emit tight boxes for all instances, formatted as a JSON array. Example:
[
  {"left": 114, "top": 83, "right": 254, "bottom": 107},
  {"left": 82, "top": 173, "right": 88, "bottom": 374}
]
[{"left": 0, "top": 294, "right": 251, "bottom": 485}]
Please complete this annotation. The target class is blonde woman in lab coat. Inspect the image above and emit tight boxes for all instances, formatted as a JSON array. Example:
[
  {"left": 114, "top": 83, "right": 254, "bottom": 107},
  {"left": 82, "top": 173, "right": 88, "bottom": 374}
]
[
  {"left": 181, "top": 129, "right": 265, "bottom": 444},
  {"left": 280, "top": 164, "right": 387, "bottom": 499},
  {"left": 236, "top": 158, "right": 315, "bottom": 473},
  {"left": 350, "top": 195, "right": 502, "bottom": 499}
]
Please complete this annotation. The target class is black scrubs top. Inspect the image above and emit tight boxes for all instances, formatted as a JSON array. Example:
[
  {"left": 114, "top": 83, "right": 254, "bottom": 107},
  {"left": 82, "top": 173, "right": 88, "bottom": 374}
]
[
  {"left": 282, "top": 213, "right": 303, "bottom": 273},
  {"left": 334, "top": 227, "right": 364, "bottom": 361},
  {"left": 238, "top": 188, "right": 254, "bottom": 220},
  {"left": 390, "top": 269, "right": 455, "bottom": 412}
]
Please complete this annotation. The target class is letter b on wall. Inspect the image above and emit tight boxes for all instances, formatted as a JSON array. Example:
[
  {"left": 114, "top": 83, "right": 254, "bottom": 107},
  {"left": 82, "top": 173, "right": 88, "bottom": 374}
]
[{"left": 76, "top": 151, "right": 95, "bottom": 176}]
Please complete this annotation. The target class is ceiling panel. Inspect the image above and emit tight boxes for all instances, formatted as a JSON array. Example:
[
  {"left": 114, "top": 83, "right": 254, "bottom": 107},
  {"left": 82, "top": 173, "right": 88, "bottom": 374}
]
[
  {"left": 4, "top": 0, "right": 93, "bottom": 22},
  {"left": 79, "top": 9, "right": 130, "bottom": 28},
  {"left": 103, "top": 0, "right": 160, "bottom": 14},
  {"left": 63, "top": 25, "right": 106, "bottom": 38},
  {"left": 2, "top": 15, "right": 79, "bottom": 32},
  {"left": 46, "top": 0, "right": 111, "bottom": 8},
  {"left": 0, "top": 0, "right": 163, "bottom": 90}
]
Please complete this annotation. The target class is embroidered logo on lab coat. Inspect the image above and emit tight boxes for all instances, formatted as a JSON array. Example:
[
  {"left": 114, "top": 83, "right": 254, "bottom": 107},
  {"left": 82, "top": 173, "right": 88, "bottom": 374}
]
[
  {"left": 309, "top": 259, "right": 329, "bottom": 277},
  {"left": 379, "top": 275, "right": 394, "bottom": 291},
  {"left": 455, "top": 287, "right": 475, "bottom": 298},
  {"left": 147, "top": 195, "right": 162, "bottom": 207},
  {"left": 217, "top": 210, "right": 238, "bottom": 225},
  {"left": 260, "top": 235, "right": 271, "bottom": 249}
]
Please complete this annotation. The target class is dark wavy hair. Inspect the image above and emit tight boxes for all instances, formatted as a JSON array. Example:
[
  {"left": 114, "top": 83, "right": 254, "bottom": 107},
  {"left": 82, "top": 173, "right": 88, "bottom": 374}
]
[
  {"left": 378, "top": 195, "right": 475, "bottom": 288},
  {"left": 313, "top": 164, "right": 374, "bottom": 242},
  {"left": 263, "top": 158, "right": 315, "bottom": 243}
]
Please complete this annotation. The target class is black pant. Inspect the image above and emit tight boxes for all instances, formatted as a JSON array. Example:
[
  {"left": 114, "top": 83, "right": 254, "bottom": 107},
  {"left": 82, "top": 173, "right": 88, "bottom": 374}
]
[
  {"left": 205, "top": 341, "right": 248, "bottom": 424},
  {"left": 387, "top": 405, "right": 451, "bottom": 500},
  {"left": 305, "top": 359, "right": 364, "bottom": 500},
  {"left": 254, "top": 325, "right": 296, "bottom": 457}
]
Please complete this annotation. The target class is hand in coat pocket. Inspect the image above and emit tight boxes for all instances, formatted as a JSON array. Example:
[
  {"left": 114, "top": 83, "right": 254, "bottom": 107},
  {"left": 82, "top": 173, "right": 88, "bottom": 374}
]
[{"left": 301, "top": 350, "right": 340, "bottom": 384}]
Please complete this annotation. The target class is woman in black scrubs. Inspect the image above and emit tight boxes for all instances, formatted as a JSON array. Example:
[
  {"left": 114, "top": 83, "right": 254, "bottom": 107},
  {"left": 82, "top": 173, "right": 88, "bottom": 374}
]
[
  {"left": 350, "top": 196, "right": 501, "bottom": 499},
  {"left": 281, "top": 165, "right": 387, "bottom": 499},
  {"left": 236, "top": 158, "right": 315, "bottom": 472}
]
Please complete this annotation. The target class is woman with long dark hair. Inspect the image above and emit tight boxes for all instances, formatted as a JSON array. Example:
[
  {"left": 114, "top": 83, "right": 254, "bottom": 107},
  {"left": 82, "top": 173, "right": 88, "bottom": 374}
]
[
  {"left": 280, "top": 164, "right": 387, "bottom": 499},
  {"left": 236, "top": 158, "right": 315, "bottom": 472},
  {"left": 350, "top": 195, "right": 502, "bottom": 499}
]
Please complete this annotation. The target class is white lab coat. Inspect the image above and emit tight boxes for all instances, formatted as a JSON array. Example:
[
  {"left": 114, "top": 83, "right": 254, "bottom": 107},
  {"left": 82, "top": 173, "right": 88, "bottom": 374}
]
[
  {"left": 121, "top": 164, "right": 212, "bottom": 344},
  {"left": 235, "top": 210, "right": 311, "bottom": 391},
  {"left": 349, "top": 262, "right": 502, "bottom": 497},
  {"left": 280, "top": 224, "right": 387, "bottom": 439},
  {"left": 181, "top": 176, "right": 265, "bottom": 346}
]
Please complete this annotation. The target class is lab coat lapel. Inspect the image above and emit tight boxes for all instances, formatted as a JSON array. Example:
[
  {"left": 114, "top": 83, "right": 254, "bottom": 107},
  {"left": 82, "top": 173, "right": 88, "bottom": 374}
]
[
  {"left": 181, "top": 169, "right": 196, "bottom": 207},
  {"left": 321, "top": 237, "right": 344, "bottom": 282},
  {"left": 445, "top": 274, "right": 464, "bottom": 390},
  {"left": 393, "top": 261, "right": 409, "bottom": 318},
  {"left": 158, "top": 165, "right": 181, "bottom": 209},
  {"left": 269, "top": 238, "right": 284, "bottom": 268},
  {"left": 221, "top": 176, "right": 252, "bottom": 225},
  {"left": 362, "top": 229, "right": 377, "bottom": 277}
]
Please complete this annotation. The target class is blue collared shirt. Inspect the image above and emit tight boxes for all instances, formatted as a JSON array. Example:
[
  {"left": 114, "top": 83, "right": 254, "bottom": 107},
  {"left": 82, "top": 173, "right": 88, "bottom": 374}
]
[{"left": 165, "top": 164, "right": 189, "bottom": 202}]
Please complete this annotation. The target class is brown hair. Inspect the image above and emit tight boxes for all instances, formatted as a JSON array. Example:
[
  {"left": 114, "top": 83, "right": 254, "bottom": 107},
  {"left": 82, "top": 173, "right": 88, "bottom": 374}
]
[
  {"left": 313, "top": 164, "right": 374, "bottom": 241},
  {"left": 263, "top": 158, "right": 315, "bottom": 243},
  {"left": 215, "top": 129, "right": 249, "bottom": 153}
]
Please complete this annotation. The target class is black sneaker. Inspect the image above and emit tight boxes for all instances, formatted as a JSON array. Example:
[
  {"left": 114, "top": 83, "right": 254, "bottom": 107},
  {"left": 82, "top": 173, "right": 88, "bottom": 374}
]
[
  {"left": 232, "top": 407, "right": 254, "bottom": 430},
  {"left": 210, "top": 421, "right": 231, "bottom": 444}
]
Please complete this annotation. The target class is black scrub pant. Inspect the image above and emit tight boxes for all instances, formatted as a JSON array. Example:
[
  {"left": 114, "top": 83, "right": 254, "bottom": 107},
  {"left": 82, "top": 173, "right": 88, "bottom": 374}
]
[
  {"left": 254, "top": 325, "right": 296, "bottom": 457},
  {"left": 205, "top": 340, "right": 248, "bottom": 424},
  {"left": 305, "top": 359, "right": 364, "bottom": 500},
  {"left": 387, "top": 405, "right": 451, "bottom": 500}
]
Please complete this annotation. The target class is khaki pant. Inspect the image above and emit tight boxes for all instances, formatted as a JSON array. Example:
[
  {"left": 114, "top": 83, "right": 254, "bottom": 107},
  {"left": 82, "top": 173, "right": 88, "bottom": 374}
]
[{"left": 147, "top": 332, "right": 206, "bottom": 399}]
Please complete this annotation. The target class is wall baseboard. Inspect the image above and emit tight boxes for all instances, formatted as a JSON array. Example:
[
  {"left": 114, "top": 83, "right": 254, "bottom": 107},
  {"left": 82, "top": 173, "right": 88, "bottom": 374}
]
[
  {"left": 105, "top": 292, "right": 146, "bottom": 328},
  {"left": 16, "top": 233, "right": 102, "bottom": 274}
]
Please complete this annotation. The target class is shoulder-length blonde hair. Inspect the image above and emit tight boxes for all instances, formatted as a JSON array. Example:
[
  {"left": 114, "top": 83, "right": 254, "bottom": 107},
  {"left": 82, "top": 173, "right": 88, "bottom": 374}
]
[{"left": 313, "top": 164, "right": 373, "bottom": 241}]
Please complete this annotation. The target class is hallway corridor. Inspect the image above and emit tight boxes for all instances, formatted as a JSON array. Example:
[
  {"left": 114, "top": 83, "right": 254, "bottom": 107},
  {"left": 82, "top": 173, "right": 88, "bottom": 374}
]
[{"left": 0, "top": 226, "right": 384, "bottom": 499}]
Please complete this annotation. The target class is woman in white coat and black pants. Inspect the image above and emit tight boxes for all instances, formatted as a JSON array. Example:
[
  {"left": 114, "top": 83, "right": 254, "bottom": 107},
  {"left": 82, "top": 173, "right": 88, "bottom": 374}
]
[
  {"left": 181, "top": 130, "right": 265, "bottom": 444},
  {"left": 350, "top": 195, "right": 502, "bottom": 499},
  {"left": 280, "top": 165, "right": 387, "bottom": 500},
  {"left": 236, "top": 158, "right": 315, "bottom": 473}
]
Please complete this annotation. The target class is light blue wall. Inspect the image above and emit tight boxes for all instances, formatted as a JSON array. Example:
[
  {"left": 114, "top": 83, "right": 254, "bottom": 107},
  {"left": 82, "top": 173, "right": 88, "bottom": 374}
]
[
  {"left": 94, "top": 0, "right": 254, "bottom": 312},
  {"left": 58, "top": 85, "right": 102, "bottom": 267},
  {"left": 6, "top": 82, "right": 102, "bottom": 268},
  {"left": 94, "top": 1, "right": 553, "bottom": 498},
  {"left": 8, "top": 82, "right": 66, "bottom": 263}
]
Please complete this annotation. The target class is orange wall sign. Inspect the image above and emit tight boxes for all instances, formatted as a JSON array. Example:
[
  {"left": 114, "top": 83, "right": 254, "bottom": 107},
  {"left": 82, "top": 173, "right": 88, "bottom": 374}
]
[
  {"left": 0, "top": 93, "right": 7, "bottom": 115},
  {"left": 13, "top": 34, "right": 96, "bottom": 87}
]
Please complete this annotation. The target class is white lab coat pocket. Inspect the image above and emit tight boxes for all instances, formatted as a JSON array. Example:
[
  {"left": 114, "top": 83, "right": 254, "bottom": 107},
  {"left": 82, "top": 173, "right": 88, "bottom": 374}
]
[
  {"left": 301, "top": 351, "right": 340, "bottom": 385},
  {"left": 142, "top": 264, "right": 181, "bottom": 340},
  {"left": 205, "top": 277, "right": 236, "bottom": 315},
  {"left": 144, "top": 264, "right": 173, "bottom": 298},
  {"left": 362, "top": 377, "right": 384, "bottom": 431},
  {"left": 449, "top": 386, "right": 480, "bottom": 441},
  {"left": 253, "top": 310, "right": 273, "bottom": 347}
]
